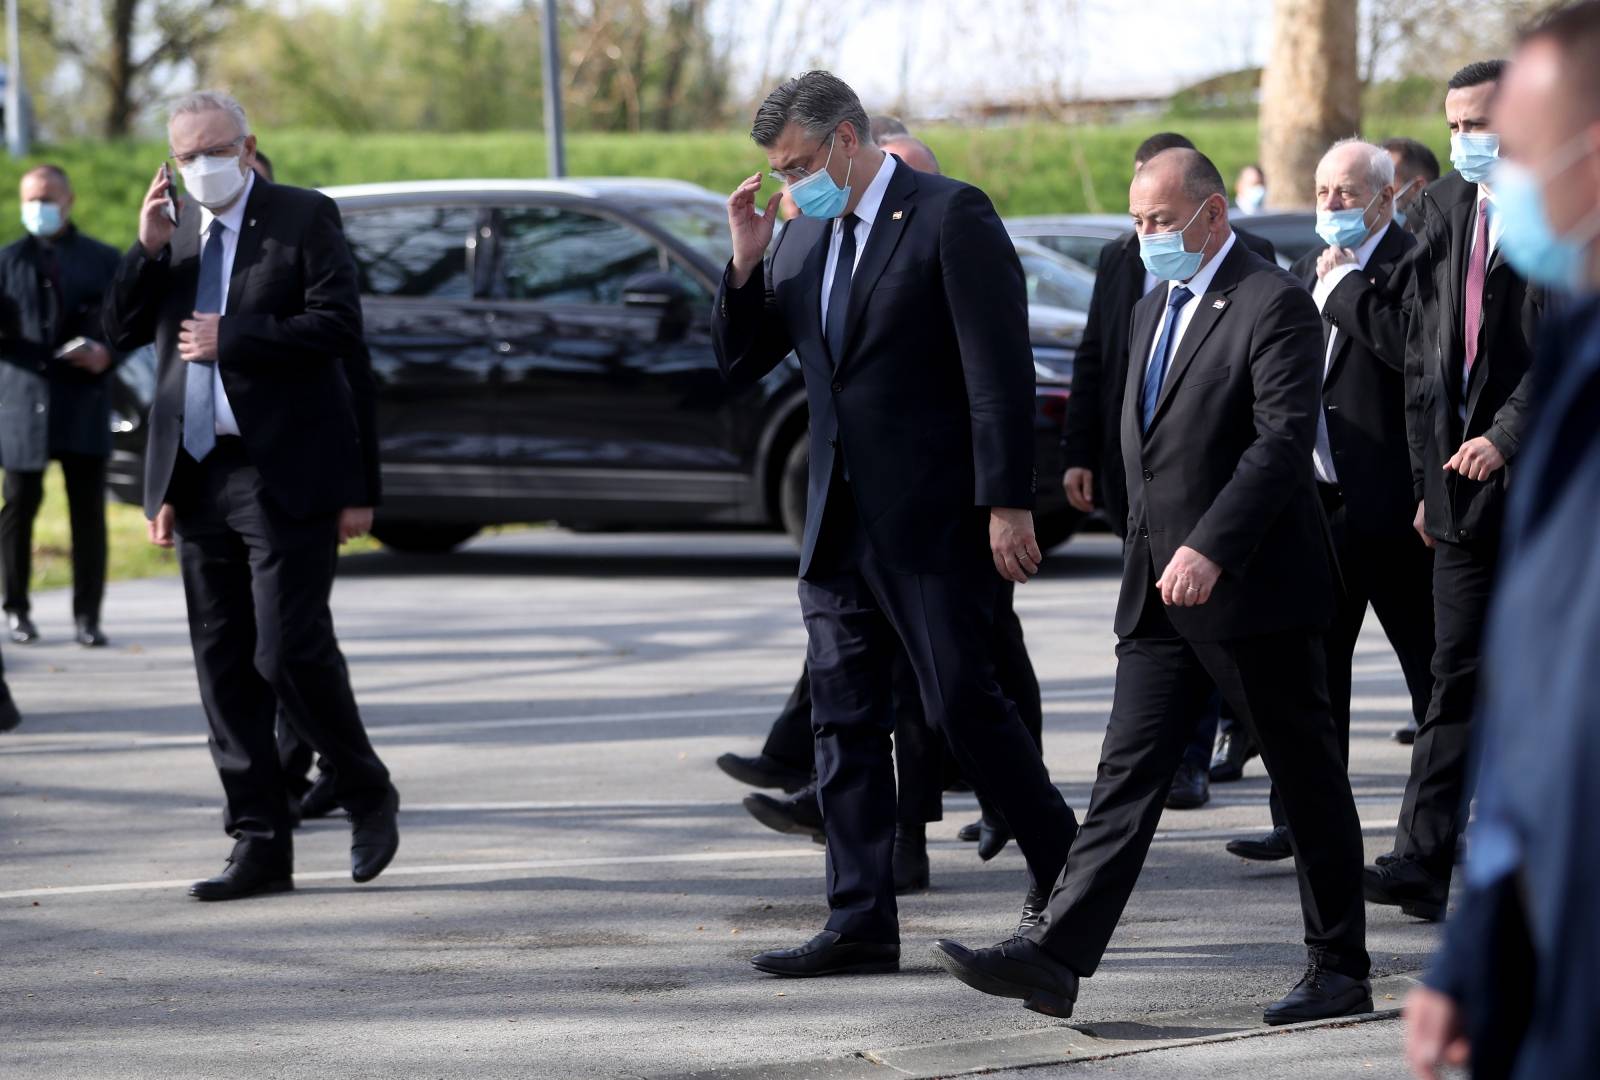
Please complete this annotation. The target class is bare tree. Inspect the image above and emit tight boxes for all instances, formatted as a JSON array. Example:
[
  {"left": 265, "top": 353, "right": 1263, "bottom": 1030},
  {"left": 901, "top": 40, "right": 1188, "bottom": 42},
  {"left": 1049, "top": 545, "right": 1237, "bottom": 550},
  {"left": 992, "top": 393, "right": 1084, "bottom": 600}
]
[
  {"left": 1259, "top": 0, "right": 1361, "bottom": 209},
  {"left": 25, "top": 0, "right": 239, "bottom": 137}
]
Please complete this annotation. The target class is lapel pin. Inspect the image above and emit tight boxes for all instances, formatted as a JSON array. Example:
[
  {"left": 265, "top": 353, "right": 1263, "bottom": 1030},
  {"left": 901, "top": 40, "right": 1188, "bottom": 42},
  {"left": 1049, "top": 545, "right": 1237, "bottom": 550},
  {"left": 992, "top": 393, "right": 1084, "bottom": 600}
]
[
  {"left": 1212, "top": 298, "right": 1227, "bottom": 309},
  {"left": 248, "top": 218, "right": 257, "bottom": 228},
  {"left": 891, "top": 210, "right": 903, "bottom": 220}
]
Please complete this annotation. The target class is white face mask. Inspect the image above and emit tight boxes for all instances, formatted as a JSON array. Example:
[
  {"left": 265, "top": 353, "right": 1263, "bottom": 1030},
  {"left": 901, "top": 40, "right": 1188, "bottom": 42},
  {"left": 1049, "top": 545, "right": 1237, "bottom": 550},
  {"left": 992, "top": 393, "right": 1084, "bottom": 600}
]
[{"left": 179, "top": 154, "right": 248, "bottom": 210}]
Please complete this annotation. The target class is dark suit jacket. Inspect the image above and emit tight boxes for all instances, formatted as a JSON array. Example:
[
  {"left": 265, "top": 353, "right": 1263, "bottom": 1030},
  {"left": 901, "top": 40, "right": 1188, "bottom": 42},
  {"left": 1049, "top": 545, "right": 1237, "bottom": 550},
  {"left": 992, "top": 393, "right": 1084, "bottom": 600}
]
[
  {"left": 1117, "top": 237, "right": 1334, "bottom": 643},
  {"left": 1062, "top": 228, "right": 1276, "bottom": 537},
  {"left": 1424, "top": 296, "right": 1600, "bottom": 1078},
  {"left": 1290, "top": 222, "right": 1418, "bottom": 537},
  {"left": 103, "top": 179, "right": 381, "bottom": 520},
  {"left": 1403, "top": 171, "right": 1543, "bottom": 544},
  {"left": 0, "top": 228, "right": 124, "bottom": 468},
  {"left": 713, "top": 161, "right": 1035, "bottom": 577}
]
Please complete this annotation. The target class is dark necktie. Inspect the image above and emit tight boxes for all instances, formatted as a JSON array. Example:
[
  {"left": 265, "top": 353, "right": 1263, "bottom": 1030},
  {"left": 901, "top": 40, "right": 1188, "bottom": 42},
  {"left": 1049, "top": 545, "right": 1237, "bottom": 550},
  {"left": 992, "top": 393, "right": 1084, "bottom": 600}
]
[
  {"left": 183, "top": 220, "right": 227, "bottom": 462},
  {"left": 1463, "top": 199, "right": 1490, "bottom": 383},
  {"left": 1141, "top": 285, "right": 1193, "bottom": 431},
  {"left": 824, "top": 213, "right": 859, "bottom": 366}
]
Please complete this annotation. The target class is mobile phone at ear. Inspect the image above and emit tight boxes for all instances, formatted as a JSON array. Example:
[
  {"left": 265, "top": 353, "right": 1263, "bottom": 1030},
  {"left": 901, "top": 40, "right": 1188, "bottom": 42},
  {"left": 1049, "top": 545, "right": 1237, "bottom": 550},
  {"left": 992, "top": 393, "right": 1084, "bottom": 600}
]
[{"left": 160, "top": 164, "right": 180, "bottom": 225}]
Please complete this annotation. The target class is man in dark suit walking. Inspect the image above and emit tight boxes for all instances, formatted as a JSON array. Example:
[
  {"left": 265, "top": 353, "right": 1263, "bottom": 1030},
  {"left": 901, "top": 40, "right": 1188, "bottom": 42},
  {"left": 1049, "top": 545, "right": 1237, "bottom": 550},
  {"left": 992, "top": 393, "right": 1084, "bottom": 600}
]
[
  {"left": 1363, "top": 61, "right": 1545, "bottom": 922},
  {"left": 714, "top": 71, "right": 1078, "bottom": 977},
  {"left": 104, "top": 90, "right": 397, "bottom": 901},
  {"left": 1062, "top": 132, "right": 1278, "bottom": 806},
  {"left": 1227, "top": 139, "right": 1436, "bottom": 863},
  {"left": 934, "top": 149, "right": 1370, "bottom": 1024}
]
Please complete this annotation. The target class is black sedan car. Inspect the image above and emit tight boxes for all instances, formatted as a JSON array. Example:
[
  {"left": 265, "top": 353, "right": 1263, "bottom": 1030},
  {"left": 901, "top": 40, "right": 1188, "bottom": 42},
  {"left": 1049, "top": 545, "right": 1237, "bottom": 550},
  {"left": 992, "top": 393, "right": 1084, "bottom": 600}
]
[{"left": 107, "top": 179, "right": 1083, "bottom": 552}]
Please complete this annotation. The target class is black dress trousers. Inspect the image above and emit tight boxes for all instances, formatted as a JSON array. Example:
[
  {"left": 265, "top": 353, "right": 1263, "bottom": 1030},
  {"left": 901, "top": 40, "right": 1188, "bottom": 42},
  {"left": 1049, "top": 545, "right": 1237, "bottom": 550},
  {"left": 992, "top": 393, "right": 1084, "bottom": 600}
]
[
  {"left": 1, "top": 454, "right": 110, "bottom": 621},
  {"left": 1394, "top": 533, "right": 1497, "bottom": 880},
  {"left": 172, "top": 439, "right": 390, "bottom": 871},
  {"left": 800, "top": 472, "right": 1076, "bottom": 943},
  {"left": 1025, "top": 572, "right": 1369, "bottom": 980}
]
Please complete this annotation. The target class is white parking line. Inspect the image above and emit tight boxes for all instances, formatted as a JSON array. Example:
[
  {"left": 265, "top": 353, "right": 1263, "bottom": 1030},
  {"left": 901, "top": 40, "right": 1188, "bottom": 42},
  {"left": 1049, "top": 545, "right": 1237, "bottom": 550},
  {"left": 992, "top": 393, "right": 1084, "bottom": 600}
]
[{"left": 0, "top": 821, "right": 1401, "bottom": 902}]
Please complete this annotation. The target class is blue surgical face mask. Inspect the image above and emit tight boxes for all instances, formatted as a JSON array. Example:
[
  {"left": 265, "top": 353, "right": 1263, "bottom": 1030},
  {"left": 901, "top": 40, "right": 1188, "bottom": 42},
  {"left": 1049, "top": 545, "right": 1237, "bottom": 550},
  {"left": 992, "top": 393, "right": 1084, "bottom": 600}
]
[
  {"left": 1492, "top": 134, "right": 1600, "bottom": 294},
  {"left": 1316, "top": 190, "right": 1383, "bottom": 250},
  {"left": 786, "top": 135, "right": 853, "bottom": 219},
  {"left": 1451, "top": 132, "right": 1500, "bottom": 184},
  {"left": 21, "top": 200, "right": 63, "bottom": 238},
  {"left": 1139, "top": 200, "right": 1211, "bottom": 281}
]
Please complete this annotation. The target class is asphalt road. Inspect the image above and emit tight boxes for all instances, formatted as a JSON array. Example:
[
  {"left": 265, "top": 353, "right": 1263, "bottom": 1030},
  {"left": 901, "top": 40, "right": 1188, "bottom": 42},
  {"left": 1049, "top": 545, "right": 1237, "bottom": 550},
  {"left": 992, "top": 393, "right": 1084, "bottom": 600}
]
[{"left": 0, "top": 529, "right": 1440, "bottom": 1079}]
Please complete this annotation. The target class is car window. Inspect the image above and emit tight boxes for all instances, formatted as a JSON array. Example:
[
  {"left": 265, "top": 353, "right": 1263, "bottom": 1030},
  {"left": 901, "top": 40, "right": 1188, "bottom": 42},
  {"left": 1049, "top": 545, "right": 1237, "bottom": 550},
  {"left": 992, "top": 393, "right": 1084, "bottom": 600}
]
[
  {"left": 343, "top": 205, "right": 478, "bottom": 299},
  {"left": 1027, "top": 233, "right": 1115, "bottom": 272},
  {"left": 1016, "top": 248, "right": 1095, "bottom": 312},
  {"left": 638, "top": 201, "right": 733, "bottom": 267},
  {"left": 493, "top": 207, "right": 663, "bottom": 304}
]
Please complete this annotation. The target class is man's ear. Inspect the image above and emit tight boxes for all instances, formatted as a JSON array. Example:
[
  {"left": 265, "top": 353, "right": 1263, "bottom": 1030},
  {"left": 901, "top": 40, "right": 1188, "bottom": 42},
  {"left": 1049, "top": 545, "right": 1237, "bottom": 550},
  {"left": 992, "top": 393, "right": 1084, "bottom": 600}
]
[{"left": 838, "top": 120, "right": 859, "bottom": 155}]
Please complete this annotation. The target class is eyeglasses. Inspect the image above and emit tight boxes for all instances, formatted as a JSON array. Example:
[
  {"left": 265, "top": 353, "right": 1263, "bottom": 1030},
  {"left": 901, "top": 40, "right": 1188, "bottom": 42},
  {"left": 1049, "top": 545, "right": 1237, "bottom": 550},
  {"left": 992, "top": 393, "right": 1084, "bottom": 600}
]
[
  {"left": 168, "top": 137, "right": 246, "bottom": 169},
  {"left": 769, "top": 133, "right": 834, "bottom": 185}
]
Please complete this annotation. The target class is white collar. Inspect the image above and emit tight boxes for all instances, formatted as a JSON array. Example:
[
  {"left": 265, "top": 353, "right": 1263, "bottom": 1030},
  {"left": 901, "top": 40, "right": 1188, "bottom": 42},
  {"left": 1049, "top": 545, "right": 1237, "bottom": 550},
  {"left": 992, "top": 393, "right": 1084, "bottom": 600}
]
[
  {"left": 1170, "top": 230, "right": 1237, "bottom": 299},
  {"left": 843, "top": 151, "right": 896, "bottom": 229},
  {"left": 199, "top": 169, "right": 256, "bottom": 237},
  {"left": 1351, "top": 219, "right": 1392, "bottom": 269}
]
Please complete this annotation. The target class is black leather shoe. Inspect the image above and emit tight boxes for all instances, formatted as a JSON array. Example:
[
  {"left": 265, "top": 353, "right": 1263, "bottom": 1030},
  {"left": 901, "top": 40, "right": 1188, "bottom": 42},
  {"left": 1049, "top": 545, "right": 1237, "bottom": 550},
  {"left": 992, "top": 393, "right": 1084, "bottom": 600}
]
[
  {"left": 1363, "top": 858, "right": 1447, "bottom": 921},
  {"left": 716, "top": 752, "right": 811, "bottom": 793},
  {"left": 931, "top": 936, "right": 1080, "bottom": 1018},
  {"left": 1015, "top": 883, "right": 1050, "bottom": 936},
  {"left": 189, "top": 859, "right": 294, "bottom": 901},
  {"left": 1226, "top": 825, "right": 1294, "bottom": 861},
  {"left": 977, "top": 816, "right": 1012, "bottom": 862},
  {"left": 1263, "top": 961, "right": 1373, "bottom": 1025},
  {"left": 1393, "top": 721, "right": 1418, "bottom": 745},
  {"left": 1165, "top": 761, "right": 1211, "bottom": 809},
  {"left": 299, "top": 769, "right": 339, "bottom": 820},
  {"left": 0, "top": 683, "right": 20, "bottom": 733},
  {"left": 73, "top": 617, "right": 107, "bottom": 648},
  {"left": 350, "top": 786, "right": 400, "bottom": 883},
  {"left": 7, "top": 612, "right": 38, "bottom": 645},
  {"left": 743, "top": 783, "right": 825, "bottom": 844},
  {"left": 1209, "top": 727, "right": 1257, "bottom": 782},
  {"left": 956, "top": 819, "right": 981, "bottom": 842},
  {"left": 751, "top": 930, "right": 899, "bottom": 977},
  {"left": 893, "top": 824, "right": 929, "bottom": 894}
]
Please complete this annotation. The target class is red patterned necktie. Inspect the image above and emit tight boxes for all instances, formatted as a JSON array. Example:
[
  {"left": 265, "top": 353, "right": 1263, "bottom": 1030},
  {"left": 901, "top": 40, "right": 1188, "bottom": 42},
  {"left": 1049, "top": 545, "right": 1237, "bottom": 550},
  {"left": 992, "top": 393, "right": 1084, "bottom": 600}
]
[{"left": 1463, "top": 199, "right": 1489, "bottom": 379}]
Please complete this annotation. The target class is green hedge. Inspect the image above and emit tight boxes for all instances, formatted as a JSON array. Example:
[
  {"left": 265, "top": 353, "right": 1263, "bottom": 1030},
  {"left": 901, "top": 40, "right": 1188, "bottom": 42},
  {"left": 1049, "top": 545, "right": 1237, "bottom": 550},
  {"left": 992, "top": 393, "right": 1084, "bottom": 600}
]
[{"left": 0, "top": 116, "right": 1452, "bottom": 251}]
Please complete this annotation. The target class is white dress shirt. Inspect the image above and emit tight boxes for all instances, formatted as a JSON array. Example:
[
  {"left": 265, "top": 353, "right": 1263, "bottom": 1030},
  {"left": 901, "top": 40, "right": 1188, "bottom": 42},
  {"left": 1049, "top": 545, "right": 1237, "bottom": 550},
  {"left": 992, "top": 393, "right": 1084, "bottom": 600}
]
[
  {"left": 819, "top": 151, "right": 897, "bottom": 328},
  {"left": 1310, "top": 220, "right": 1393, "bottom": 484},
  {"left": 196, "top": 169, "right": 255, "bottom": 437},
  {"left": 1143, "top": 230, "right": 1237, "bottom": 383}
]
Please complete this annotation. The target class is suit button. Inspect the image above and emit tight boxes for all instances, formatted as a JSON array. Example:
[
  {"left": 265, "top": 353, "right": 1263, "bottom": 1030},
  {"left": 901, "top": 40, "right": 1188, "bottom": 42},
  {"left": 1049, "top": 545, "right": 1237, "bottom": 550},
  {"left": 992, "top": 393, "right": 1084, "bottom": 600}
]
[
  {"left": 1139, "top": 527, "right": 1149, "bottom": 539},
  {"left": 1143, "top": 469, "right": 1154, "bottom": 482},
  {"left": 827, "top": 437, "right": 837, "bottom": 449},
  {"left": 831, "top": 382, "right": 843, "bottom": 393}
]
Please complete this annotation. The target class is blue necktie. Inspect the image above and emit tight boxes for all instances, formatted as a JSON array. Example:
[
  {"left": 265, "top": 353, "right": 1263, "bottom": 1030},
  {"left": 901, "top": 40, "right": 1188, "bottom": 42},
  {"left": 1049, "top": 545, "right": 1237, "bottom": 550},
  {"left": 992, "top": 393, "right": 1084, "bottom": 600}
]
[
  {"left": 1141, "top": 285, "right": 1193, "bottom": 431},
  {"left": 824, "top": 213, "right": 859, "bottom": 366},
  {"left": 183, "top": 220, "right": 227, "bottom": 462}
]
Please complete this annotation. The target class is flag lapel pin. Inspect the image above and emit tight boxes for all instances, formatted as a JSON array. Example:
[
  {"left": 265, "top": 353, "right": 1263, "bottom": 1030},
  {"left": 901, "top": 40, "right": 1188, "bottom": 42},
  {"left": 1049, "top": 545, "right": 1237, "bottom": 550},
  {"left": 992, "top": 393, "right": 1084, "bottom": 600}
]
[{"left": 1212, "top": 298, "right": 1227, "bottom": 309}]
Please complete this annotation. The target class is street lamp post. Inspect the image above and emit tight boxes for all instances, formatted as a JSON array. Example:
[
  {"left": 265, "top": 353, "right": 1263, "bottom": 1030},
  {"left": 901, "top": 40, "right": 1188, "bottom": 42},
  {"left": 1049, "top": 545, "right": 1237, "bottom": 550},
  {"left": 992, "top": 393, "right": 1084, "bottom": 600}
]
[
  {"left": 5, "top": 0, "right": 28, "bottom": 158},
  {"left": 541, "top": 0, "right": 566, "bottom": 178}
]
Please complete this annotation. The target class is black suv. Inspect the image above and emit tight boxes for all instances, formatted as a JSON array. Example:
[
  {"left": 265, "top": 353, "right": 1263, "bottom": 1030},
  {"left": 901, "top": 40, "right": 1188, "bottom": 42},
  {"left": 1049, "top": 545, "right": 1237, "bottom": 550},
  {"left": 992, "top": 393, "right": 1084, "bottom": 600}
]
[{"left": 107, "top": 179, "right": 1080, "bottom": 552}]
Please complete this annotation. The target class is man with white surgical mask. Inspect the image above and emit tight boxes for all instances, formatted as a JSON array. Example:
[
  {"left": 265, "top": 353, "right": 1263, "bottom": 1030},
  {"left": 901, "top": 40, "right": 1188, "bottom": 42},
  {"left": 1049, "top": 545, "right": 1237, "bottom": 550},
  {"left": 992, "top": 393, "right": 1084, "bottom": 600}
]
[
  {"left": 104, "top": 90, "right": 395, "bottom": 902},
  {"left": 0, "top": 164, "right": 122, "bottom": 650}
]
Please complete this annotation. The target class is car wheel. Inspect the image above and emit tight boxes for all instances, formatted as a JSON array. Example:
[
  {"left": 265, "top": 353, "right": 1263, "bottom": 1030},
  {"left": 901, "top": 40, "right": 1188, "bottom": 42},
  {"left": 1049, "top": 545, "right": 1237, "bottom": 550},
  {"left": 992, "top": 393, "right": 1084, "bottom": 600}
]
[
  {"left": 1034, "top": 507, "right": 1085, "bottom": 553},
  {"left": 370, "top": 521, "right": 482, "bottom": 554},
  {"left": 778, "top": 434, "right": 809, "bottom": 546}
]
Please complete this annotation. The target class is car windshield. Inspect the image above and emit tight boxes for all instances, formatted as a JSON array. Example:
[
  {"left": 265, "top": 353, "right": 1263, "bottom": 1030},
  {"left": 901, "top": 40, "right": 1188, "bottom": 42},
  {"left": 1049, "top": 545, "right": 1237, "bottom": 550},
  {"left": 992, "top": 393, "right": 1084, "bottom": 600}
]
[{"left": 638, "top": 200, "right": 733, "bottom": 267}]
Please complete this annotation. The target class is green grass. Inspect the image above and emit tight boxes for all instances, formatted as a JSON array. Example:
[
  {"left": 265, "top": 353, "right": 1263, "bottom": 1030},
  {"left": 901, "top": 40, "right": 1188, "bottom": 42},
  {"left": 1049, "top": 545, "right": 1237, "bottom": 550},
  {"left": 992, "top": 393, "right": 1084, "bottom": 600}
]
[{"left": 0, "top": 116, "right": 1453, "bottom": 251}]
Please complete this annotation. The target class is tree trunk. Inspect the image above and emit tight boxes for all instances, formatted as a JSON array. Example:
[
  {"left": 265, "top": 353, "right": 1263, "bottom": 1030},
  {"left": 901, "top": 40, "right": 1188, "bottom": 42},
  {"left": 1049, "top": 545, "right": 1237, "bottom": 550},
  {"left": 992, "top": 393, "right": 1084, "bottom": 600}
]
[
  {"left": 102, "top": 0, "right": 138, "bottom": 138},
  {"left": 1258, "top": 0, "right": 1360, "bottom": 210}
]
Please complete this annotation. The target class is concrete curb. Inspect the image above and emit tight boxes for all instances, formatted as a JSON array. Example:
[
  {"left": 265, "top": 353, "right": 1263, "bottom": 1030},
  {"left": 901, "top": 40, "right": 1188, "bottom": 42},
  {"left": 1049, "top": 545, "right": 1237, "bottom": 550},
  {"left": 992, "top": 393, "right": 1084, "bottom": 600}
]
[{"left": 649, "top": 972, "right": 1422, "bottom": 1080}]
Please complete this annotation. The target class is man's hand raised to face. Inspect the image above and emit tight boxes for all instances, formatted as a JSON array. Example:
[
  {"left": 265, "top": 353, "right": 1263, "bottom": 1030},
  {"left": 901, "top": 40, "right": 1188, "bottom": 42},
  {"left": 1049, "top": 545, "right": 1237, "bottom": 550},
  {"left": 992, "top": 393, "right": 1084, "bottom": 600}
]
[{"left": 727, "top": 172, "right": 782, "bottom": 289}]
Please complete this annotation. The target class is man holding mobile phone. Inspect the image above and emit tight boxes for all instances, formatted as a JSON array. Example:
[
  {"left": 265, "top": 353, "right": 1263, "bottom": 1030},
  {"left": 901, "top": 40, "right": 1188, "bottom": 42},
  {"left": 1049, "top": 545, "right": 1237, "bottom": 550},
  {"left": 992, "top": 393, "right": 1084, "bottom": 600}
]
[{"left": 0, "top": 163, "right": 122, "bottom": 648}]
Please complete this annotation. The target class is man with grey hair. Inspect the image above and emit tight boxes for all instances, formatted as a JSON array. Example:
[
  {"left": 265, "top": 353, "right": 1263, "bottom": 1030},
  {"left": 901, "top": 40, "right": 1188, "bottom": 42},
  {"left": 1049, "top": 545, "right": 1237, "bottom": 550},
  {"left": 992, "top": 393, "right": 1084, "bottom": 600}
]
[
  {"left": 716, "top": 70, "right": 1078, "bottom": 978},
  {"left": 878, "top": 134, "right": 939, "bottom": 175},
  {"left": 934, "top": 148, "right": 1370, "bottom": 1025},
  {"left": 1225, "top": 138, "right": 1436, "bottom": 865},
  {"left": 104, "top": 89, "right": 397, "bottom": 901}
]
